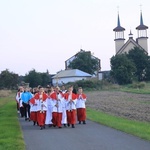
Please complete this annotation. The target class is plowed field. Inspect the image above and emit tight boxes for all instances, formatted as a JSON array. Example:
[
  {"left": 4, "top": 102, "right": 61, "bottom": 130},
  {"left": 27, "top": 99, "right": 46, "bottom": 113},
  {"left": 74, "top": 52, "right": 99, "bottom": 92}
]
[{"left": 86, "top": 91, "right": 150, "bottom": 122}]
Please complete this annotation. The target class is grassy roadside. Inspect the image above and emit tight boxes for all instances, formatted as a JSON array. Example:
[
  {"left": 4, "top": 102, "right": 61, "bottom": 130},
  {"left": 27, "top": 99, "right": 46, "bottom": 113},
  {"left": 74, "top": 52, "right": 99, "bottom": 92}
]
[
  {"left": 0, "top": 96, "right": 25, "bottom": 150},
  {"left": 87, "top": 107, "right": 150, "bottom": 141}
]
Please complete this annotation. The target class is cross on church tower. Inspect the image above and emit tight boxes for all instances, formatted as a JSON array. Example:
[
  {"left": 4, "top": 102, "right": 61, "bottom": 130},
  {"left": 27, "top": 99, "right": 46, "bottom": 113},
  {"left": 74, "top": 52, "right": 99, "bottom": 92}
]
[{"left": 140, "top": 4, "right": 142, "bottom": 12}]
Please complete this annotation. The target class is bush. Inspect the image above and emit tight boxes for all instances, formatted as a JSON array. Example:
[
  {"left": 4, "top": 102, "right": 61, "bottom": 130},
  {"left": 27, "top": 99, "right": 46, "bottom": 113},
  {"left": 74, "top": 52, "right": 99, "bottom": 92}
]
[
  {"left": 63, "top": 79, "right": 121, "bottom": 91},
  {"left": 0, "top": 90, "right": 12, "bottom": 97},
  {"left": 129, "top": 82, "right": 146, "bottom": 89},
  {"left": 76, "top": 80, "right": 95, "bottom": 88},
  {"left": 64, "top": 79, "right": 115, "bottom": 91},
  {"left": 131, "top": 82, "right": 139, "bottom": 88},
  {"left": 138, "top": 82, "right": 146, "bottom": 88}
]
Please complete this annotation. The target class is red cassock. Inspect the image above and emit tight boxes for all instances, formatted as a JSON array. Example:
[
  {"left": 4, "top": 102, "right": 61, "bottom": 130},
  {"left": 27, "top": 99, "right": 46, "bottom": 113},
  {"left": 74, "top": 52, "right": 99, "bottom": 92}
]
[
  {"left": 50, "top": 91, "right": 64, "bottom": 99},
  {"left": 64, "top": 93, "right": 77, "bottom": 125},
  {"left": 30, "top": 97, "right": 35, "bottom": 104},
  {"left": 29, "top": 97, "right": 37, "bottom": 122},
  {"left": 76, "top": 93, "right": 87, "bottom": 122},
  {"left": 64, "top": 93, "right": 77, "bottom": 100},
  {"left": 30, "top": 112, "right": 37, "bottom": 122},
  {"left": 77, "top": 93, "right": 87, "bottom": 122},
  {"left": 34, "top": 93, "right": 48, "bottom": 127},
  {"left": 34, "top": 93, "right": 48, "bottom": 101},
  {"left": 50, "top": 92, "right": 63, "bottom": 128}
]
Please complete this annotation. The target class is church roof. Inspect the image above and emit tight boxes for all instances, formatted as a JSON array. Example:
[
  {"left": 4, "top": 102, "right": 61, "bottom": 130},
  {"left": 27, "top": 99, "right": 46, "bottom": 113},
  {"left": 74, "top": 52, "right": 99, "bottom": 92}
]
[
  {"left": 113, "top": 14, "right": 125, "bottom": 31},
  {"left": 136, "top": 12, "right": 148, "bottom": 30},
  {"left": 52, "top": 69, "right": 92, "bottom": 78},
  {"left": 116, "top": 38, "right": 146, "bottom": 55}
]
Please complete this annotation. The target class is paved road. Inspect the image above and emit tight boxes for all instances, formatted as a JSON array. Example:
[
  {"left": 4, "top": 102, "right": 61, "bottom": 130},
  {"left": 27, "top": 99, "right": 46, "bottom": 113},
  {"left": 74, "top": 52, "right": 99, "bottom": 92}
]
[{"left": 19, "top": 118, "right": 150, "bottom": 150}]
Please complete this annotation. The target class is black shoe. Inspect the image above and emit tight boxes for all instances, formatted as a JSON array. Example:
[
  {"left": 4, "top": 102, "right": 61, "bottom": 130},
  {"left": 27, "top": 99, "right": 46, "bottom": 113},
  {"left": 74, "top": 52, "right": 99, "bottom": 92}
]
[
  {"left": 83, "top": 121, "right": 86, "bottom": 124},
  {"left": 58, "top": 127, "right": 62, "bottom": 128},
  {"left": 33, "top": 121, "right": 36, "bottom": 126},
  {"left": 64, "top": 124, "right": 67, "bottom": 127},
  {"left": 49, "top": 124, "right": 53, "bottom": 127},
  {"left": 25, "top": 118, "right": 28, "bottom": 121},
  {"left": 43, "top": 125, "right": 45, "bottom": 129},
  {"left": 72, "top": 124, "right": 75, "bottom": 128},
  {"left": 67, "top": 123, "right": 70, "bottom": 127},
  {"left": 79, "top": 121, "right": 81, "bottom": 124},
  {"left": 40, "top": 126, "right": 43, "bottom": 130}
]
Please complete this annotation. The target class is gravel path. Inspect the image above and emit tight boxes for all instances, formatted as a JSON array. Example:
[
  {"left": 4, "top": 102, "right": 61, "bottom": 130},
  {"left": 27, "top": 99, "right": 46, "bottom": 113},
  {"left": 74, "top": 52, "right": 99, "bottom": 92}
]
[{"left": 86, "top": 91, "right": 150, "bottom": 122}]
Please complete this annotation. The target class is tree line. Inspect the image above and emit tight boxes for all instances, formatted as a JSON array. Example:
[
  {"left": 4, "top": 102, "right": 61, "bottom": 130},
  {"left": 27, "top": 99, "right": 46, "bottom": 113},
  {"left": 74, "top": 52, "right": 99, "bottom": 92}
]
[
  {"left": 0, "top": 69, "right": 51, "bottom": 89},
  {"left": 0, "top": 47, "right": 150, "bottom": 89}
]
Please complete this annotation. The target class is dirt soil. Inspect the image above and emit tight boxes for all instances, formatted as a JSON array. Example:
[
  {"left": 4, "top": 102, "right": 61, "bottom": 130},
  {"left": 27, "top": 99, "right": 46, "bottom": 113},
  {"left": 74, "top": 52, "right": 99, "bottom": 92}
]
[{"left": 86, "top": 91, "right": 150, "bottom": 122}]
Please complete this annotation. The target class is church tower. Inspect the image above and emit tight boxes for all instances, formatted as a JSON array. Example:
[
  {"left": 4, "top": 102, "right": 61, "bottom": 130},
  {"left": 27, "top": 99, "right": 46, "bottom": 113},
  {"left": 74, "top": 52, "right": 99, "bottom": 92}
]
[
  {"left": 136, "top": 11, "right": 148, "bottom": 52},
  {"left": 113, "top": 13, "right": 125, "bottom": 53}
]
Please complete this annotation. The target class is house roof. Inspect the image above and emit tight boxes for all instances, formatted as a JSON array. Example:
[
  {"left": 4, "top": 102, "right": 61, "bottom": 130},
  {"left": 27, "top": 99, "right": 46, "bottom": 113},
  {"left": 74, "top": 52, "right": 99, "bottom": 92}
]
[
  {"left": 65, "top": 49, "right": 101, "bottom": 71},
  {"left": 65, "top": 49, "right": 100, "bottom": 63},
  {"left": 52, "top": 69, "right": 92, "bottom": 79}
]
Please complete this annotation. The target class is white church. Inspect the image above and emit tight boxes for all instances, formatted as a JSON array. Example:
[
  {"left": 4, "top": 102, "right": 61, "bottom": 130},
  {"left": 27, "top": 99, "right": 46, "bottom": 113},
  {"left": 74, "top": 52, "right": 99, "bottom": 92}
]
[
  {"left": 98, "top": 11, "right": 149, "bottom": 80},
  {"left": 113, "top": 11, "right": 148, "bottom": 55}
]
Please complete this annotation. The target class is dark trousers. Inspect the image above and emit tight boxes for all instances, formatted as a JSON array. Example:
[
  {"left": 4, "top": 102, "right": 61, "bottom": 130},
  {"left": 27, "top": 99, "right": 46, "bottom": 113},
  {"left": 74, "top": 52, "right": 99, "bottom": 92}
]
[
  {"left": 20, "top": 107, "right": 25, "bottom": 117},
  {"left": 17, "top": 102, "right": 19, "bottom": 111},
  {"left": 22, "top": 102, "right": 30, "bottom": 119}
]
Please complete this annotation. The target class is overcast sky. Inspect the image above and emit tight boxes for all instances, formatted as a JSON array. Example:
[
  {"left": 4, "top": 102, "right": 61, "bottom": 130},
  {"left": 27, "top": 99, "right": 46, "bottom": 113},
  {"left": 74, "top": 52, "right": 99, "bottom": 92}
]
[{"left": 0, "top": 0, "right": 149, "bottom": 75}]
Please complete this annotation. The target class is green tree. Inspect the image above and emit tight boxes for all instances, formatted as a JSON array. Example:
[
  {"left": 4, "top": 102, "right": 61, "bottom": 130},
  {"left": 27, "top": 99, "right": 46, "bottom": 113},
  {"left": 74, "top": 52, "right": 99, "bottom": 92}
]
[
  {"left": 24, "top": 69, "right": 50, "bottom": 87},
  {"left": 127, "top": 47, "right": 149, "bottom": 81},
  {"left": 40, "top": 72, "right": 50, "bottom": 87},
  {"left": 24, "top": 69, "right": 42, "bottom": 87},
  {"left": 144, "top": 56, "right": 150, "bottom": 81},
  {"left": 0, "top": 69, "right": 19, "bottom": 89},
  {"left": 110, "top": 54, "right": 136, "bottom": 85},
  {"left": 68, "top": 51, "right": 99, "bottom": 75}
]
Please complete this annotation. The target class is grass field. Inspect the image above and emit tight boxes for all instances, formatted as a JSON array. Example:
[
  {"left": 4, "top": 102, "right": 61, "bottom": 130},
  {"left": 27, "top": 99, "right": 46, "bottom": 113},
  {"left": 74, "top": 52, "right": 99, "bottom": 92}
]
[{"left": 0, "top": 95, "right": 25, "bottom": 150}]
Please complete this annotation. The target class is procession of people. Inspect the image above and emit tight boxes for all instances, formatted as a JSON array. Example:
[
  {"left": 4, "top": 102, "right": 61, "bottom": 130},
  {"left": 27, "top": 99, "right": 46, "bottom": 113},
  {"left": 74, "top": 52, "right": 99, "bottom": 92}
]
[{"left": 15, "top": 85, "right": 87, "bottom": 130}]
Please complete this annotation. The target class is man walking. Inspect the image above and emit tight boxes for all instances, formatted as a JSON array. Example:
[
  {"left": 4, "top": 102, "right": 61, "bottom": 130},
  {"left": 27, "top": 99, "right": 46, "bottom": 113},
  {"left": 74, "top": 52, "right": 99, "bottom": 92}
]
[{"left": 21, "top": 87, "right": 33, "bottom": 121}]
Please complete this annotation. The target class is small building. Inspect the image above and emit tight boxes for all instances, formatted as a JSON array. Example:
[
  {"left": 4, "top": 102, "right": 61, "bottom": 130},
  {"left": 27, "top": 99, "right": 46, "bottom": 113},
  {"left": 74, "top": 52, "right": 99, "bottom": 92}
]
[
  {"left": 52, "top": 69, "right": 92, "bottom": 86},
  {"left": 65, "top": 49, "right": 101, "bottom": 75},
  {"left": 98, "top": 70, "right": 110, "bottom": 80}
]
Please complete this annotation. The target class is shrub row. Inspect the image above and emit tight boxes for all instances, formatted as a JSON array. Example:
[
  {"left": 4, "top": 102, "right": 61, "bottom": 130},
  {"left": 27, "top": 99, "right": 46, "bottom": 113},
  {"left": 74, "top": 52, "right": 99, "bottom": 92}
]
[{"left": 128, "top": 82, "right": 146, "bottom": 89}]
